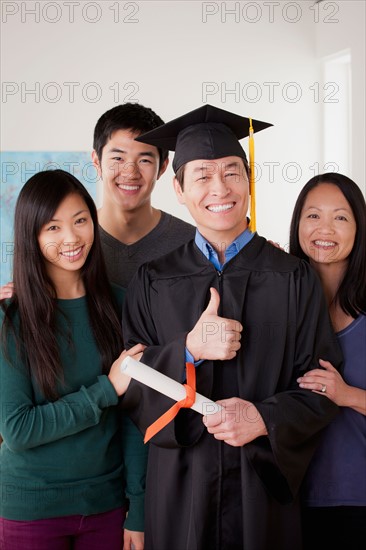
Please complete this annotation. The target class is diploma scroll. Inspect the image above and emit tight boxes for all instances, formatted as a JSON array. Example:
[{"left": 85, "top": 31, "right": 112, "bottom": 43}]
[{"left": 120, "top": 356, "right": 222, "bottom": 416}]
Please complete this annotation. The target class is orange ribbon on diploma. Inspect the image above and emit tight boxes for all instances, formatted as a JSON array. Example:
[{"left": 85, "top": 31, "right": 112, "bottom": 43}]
[
  {"left": 144, "top": 362, "right": 196, "bottom": 443},
  {"left": 120, "top": 356, "right": 222, "bottom": 443}
]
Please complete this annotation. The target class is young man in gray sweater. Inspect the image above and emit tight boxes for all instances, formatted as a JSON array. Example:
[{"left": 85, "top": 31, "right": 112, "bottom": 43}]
[{"left": 92, "top": 103, "right": 195, "bottom": 288}]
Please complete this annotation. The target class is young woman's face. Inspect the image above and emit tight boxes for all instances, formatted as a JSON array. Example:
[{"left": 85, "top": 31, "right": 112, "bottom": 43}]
[
  {"left": 38, "top": 193, "right": 94, "bottom": 277},
  {"left": 299, "top": 183, "right": 356, "bottom": 267}
]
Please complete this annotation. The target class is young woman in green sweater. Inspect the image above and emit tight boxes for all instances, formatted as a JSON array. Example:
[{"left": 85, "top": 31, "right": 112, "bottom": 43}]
[{"left": 0, "top": 170, "right": 145, "bottom": 550}]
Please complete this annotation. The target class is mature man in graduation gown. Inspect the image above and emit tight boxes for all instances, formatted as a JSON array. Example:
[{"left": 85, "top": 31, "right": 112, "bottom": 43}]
[{"left": 121, "top": 105, "right": 343, "bottom": 550}]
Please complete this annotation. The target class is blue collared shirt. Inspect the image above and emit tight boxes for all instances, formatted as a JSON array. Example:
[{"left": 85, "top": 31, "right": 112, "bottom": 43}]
[
  {"left": 194, "top": 227, "right": 255, "bottom": 271},
  {"left": 186, "top": 226, "right": 255, "bottom": 365}
]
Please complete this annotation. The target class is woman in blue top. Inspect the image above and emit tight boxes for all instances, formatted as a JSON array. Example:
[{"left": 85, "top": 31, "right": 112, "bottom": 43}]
[
  {"left": 0, "top": 170, "right": 145, "bottom": 550},
  {"left": 290, "top": 173, "right": 366, "bottom": 549}
]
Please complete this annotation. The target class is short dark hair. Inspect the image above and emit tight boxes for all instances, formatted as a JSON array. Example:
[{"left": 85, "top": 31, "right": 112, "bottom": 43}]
[
  {"left": 175, "top": 157, "right": 250, "bottom": 190},
  {"left": 93, "top": 103, "right": 168, "bottom": 171},
  {"left": 289, "top": 172, "right": 366, "bottom": 317}
]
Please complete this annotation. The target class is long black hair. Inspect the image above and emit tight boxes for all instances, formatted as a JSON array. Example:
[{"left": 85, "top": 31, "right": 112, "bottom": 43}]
[
  {"left": 289, "top": 172, "right": 366, "bottom": 318},
  {"left": 1, "top": 169, "right": 123, "bottom": 400}
]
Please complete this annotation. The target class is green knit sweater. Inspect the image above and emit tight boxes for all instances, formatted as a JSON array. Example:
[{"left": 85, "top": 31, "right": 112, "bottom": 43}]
[{"left": 0, "top": 286, "right": 147, "bottom": 530}]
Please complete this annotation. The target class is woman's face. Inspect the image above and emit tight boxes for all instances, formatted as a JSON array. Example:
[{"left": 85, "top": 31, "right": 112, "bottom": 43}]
[
  {"left": 38, "top": 193, "right": 94, "bottom": 278},
  {"left": 299, "top": 183, "right": 356, "bottom": 267}
]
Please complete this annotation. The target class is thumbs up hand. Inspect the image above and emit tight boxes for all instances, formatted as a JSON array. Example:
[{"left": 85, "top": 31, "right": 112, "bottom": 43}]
[
  {"left": 204, "top": 286, "right": 221, "bottom": 316},
  {"left": 186, "top": 288, "right": 243, "bottom": 362}
]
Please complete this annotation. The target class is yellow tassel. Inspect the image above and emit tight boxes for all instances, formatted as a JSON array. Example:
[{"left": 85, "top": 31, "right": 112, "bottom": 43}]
[{"left": 248, "top": 118, "right": 256, "bottom": 232}]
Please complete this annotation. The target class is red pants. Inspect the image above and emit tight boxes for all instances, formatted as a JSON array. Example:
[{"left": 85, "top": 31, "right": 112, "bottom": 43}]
[{"left": 0, "top": 507, "right": 125, "bottom": 550}]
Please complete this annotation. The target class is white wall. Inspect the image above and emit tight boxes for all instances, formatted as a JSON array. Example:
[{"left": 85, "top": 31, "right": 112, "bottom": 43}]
[
  {"left": 315, "top": 0, "right": 365, "bottom": 194},
  {"left": 1, "top": 0, "right": 364, "bottom": 247}
]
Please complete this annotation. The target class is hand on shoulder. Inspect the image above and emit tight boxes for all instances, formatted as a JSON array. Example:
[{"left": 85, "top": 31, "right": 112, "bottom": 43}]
[{"left": 0, "top": 282, "right": 14, "bottom": 300}]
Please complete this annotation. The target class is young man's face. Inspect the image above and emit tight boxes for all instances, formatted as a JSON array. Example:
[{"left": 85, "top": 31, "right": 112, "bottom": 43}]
[
  {"left": 92, "top": 129, "right": 168, "bottom": 213},
  {"left": 173, "top": 156, "right": 249, "bottom": 245}
]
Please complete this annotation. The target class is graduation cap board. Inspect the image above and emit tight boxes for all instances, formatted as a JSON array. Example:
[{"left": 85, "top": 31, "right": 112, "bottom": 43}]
[{"left": 135, "top": 104, "right": 273, "bottom": 232}]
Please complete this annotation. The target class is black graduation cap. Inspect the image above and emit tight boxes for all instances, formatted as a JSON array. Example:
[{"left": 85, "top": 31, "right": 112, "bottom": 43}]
[{"left": 135, "top": 104, "right": 273, "bottom": 174}]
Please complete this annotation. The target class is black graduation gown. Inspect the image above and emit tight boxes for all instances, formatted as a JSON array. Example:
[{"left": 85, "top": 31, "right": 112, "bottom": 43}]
[{"left": 122, "top": 235, "right": 343, "bottom": 550}]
